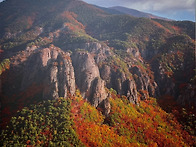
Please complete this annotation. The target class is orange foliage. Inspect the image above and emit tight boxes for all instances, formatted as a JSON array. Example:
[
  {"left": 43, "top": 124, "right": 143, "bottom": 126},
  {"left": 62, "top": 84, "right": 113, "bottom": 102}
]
[
  {"left": 108, "top": 94, "right": 195, "bottom": 146},
  {"left": 176, "top": 51, "right": 184, "bottom": 58},
  {"left": 171, "top": 25, "right": 181, "bottom": 32},
  {"left": 61, "top": 11, "right": 77, "bottom": 20},
  {"left": 71, "top": 93, "right": 139, "bottom": 146},
  {"left": 26, "top": 140, "right": 31, "bottom": 145},
  {"left": 152, "top": 20, "right": 171, "bottom": 34},
  {"left": 164, "top": 71, "right": 173, "bottom": 77},
  {"left": 61, "top": 11, "right": 85, "bottom": 31}
]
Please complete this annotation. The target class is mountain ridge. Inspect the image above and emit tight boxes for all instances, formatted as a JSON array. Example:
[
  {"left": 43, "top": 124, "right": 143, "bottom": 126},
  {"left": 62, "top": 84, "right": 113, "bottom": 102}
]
[{"left": 109, "top": 6, "right": 172, "bottom": 21}]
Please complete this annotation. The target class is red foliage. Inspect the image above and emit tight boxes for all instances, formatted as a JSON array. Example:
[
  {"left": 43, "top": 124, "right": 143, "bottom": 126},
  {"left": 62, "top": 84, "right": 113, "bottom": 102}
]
[
  {"left": 71, "top": 97, "right": 132, "bottom": 146},
  {"left": 109, "top": 96, "right": 195, "bottom": 146}
]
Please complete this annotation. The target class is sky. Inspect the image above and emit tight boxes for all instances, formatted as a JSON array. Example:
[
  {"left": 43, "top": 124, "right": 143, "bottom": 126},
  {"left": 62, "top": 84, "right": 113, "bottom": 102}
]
[
  {"left": 83, "top": 0, "right": 195, "bottom": 21},
  {"left": 0, "top": 0, "right": 195, "bottom": 21}
]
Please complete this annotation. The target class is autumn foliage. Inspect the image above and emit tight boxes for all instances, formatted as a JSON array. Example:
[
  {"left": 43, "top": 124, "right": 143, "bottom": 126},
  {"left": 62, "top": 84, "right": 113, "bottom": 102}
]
[
  {"left": 0, "top": 98, "right": 82, "bottom": 146},
  {"left": 0, "top": 59, "right": 10, "bottom": 75},
  {"left": 71, "top": 90, "right": 195, "bottom": 146},
  {"left": 1, "top": 90, "right": 195, "bottom": 146}
]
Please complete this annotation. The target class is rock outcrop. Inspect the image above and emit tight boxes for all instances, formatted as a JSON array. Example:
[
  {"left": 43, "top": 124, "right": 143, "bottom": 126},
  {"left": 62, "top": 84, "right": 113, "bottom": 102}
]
[
  {"left": 72, "top": 51, "right": 107, "bottom": 107},
  {"left": 100, "top": 64, "right": 138, "bottom": 104},
  {"left": 67, "top": 42, "right": 112, "bottom": 63},
  {"left": 89, "top": 77, "right": 108, "bottom": 107},
  {"left": 21, "top": 46, "right": 76, "bottom": 100},
  {"left": 131, "top": 66, "right": 159, "bottom": 99}
]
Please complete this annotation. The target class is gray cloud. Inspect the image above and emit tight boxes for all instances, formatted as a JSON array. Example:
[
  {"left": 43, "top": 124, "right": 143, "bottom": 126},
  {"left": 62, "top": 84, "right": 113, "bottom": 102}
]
[{"left": 130, "top": 0, "right": 194, "bottom": 12}]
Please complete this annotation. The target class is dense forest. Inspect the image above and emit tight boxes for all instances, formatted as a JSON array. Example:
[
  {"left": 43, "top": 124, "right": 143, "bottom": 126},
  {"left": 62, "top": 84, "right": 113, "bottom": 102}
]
[{"left": 1, "top": 90, "right": 195, "bottom": 146}]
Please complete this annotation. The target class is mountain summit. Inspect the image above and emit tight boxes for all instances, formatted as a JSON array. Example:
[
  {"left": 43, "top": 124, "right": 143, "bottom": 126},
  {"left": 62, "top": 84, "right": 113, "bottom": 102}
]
[{"left": 0, "top": 0, "right": 195, "bottom": 146}]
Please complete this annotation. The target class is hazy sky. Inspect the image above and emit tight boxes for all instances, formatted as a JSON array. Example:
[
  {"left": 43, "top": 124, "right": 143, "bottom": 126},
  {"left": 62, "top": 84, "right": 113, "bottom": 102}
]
[{"left": 0, "top": 0, "right": 195, "bottom": 21}]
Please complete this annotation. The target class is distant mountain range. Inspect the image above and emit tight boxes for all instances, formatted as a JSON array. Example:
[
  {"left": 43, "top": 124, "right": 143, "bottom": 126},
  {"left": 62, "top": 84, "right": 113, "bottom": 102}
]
[
  {"left": 110, "top": 6, "right": 172, "bottom": 20},
  {"left": 95, "top": 5, "right": 171, "bottom": 20}
]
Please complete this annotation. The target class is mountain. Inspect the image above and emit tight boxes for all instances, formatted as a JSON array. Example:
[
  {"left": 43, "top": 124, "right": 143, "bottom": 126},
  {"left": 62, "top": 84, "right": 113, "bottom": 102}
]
[
  {"left": 0, "top": 0, "right": 195, "bottom": 146},
  {"left": 93, "top": 5, "right": 124, "bottom": 15},
  {"left": 109, "top": 6, "right": 171, "bottom": 20}
]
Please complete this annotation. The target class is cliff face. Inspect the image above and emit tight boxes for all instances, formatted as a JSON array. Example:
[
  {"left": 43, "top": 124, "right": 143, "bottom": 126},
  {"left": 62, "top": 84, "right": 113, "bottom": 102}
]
[
  {"left": 1, "top": 41, "right": 158, "bottom": 122},
  {"left": 100, "top": 64, "right": 138, "bottom": 104},
  {"left": 131, "top": 66, "right": 159, "bottom": 100},
  {"left": 72, "top": 51, "right": 107, "bottom": 107},
  {"left": 20, "top": 46, "right": 75, "bottom": 99},
  {"left": 1, "top": 43, "right": 112, "bottom": 111},
  {"left": 1, "top": 37, "right": 194, "bottom": 118}
]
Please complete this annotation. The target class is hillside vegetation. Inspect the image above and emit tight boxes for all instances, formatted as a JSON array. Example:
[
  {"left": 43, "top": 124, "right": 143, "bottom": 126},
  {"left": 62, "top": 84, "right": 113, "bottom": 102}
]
[{"left": 1, "top": 90, "right": 195, "bottom": 146}]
